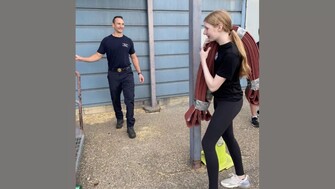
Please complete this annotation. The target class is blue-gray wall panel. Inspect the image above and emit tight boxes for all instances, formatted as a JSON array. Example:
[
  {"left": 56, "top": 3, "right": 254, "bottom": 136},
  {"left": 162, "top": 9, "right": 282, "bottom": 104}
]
[
  {"left": 76, "top": 10, "right": 147, "bottom": 26},
  {"left": 154, "top": 41, "right": 189, "bottom": 55},
  {"left": 155, "top": 68, "right": 189, "bottom": 83},
  {"left": 80, "top": 89, "right": 111, "bottom": 106},
  {"left": 77, "top": 0, "right": 146, "bottom": 9},
  {"left": 76, "top": 42, "right": 149, "bottom": 56},
  {"left": 80, "top": 74, "right": 108, "bottom": 90},
  {"left": 76, "top": 0, "right": 246, "bottom": 107},
  {"left": 132, "top": 42, "right": 149, "bottom": 56},
  {"left": 75, "top": 56, "right": 149, "bottom": 74},
  {"left": 240, "top": 78, "right": 247, "bottom": 87},
  {"left": 76, "top": 61, "right": 108, "bottom": 74},
  {"left": 76, "top": 26, "right": 112, "bottom": 42},
  {"left": 79, "top": 71, "right": 151, "bottom": 90},
  {"left": 133, "top": 84, "right": 151, "bottom": 99},
  {"left": 76, "top": 26, "right": 148, "bottom": 42},
  {"left": 81, "top": 84, "right": 150, "bottom": 106},
  {"left": 156, "top": 81, "right": 189, "bottom": 97},
  {"left": 202, "top": 0, "right": 243, "bottom": 11},
  {"left": 153, "top": 11, "right": 189, "bottom": 26},
  {"left": 201, "top": 12, "right": 242, "bottom": 25},
  {"left": 154, "top": 0, "right": 188, "bottom": 10},
  {"left": 155, "top": 54, "right": 189, "bottom": 69},
  {"left": 154, "top": 26, "right": 189, "bottom": 41}
]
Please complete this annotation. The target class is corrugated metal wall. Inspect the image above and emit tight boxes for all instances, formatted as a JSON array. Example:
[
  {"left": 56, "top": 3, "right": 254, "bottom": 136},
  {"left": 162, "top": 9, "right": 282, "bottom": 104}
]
[
  {"left": 76, "top": 0, "right": 246, "bottom": 107},
  {"left": 153, "top": 0, "right": 190, "bottom": 99}
]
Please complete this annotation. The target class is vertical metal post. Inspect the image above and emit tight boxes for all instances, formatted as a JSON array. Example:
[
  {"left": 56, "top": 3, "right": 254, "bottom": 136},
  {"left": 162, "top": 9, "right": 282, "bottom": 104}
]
[
  {"left": 144, "top": 0, "right": 160, "bottom": 112},
  {"left": 189, "top": 0, "right": 202, "bottom": 169},
  {"left": 241, "top": 0, "right": 247, "bottom": 28}
]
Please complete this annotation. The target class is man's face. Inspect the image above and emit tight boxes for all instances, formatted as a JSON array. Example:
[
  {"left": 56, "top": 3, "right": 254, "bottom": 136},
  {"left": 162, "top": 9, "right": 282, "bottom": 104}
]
[{"left": 112, "top": 18, "right": 125, "bottom": 33}]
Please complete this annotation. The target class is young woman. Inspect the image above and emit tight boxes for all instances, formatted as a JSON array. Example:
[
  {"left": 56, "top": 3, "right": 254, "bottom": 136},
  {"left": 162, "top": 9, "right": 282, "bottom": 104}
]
[{"left": 200, "top": 10, "right": 251, "bottom": 189}]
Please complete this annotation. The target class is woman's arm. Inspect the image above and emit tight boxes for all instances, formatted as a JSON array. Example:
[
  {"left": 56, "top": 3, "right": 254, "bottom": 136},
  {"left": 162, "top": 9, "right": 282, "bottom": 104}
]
[{"left": 199, "top": 47, "right": 226, "bottom": 92}]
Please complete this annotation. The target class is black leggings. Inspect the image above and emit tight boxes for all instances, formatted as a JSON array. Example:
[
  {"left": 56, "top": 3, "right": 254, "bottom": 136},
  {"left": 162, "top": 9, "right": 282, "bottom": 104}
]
[{"left": 202, "top": 98, "right": 244, "bottom": 189}]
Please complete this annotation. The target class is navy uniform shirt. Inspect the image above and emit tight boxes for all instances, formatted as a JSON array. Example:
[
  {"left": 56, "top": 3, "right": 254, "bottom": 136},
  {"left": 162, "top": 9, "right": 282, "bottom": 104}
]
[{"left": 97, "top": 35, "right": 135, "bottom": 70}]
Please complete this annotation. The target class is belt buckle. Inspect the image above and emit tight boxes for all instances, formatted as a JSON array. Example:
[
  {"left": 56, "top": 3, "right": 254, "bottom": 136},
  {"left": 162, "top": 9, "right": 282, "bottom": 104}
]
[{"left": 117, "top": 68, "right": 122, "bottom": 72}]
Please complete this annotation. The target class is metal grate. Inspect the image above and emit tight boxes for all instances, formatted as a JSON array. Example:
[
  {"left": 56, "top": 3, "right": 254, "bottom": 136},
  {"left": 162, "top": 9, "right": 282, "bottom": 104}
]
[{"left": 75, "top": 128, "right": 85, "bottom": 173}]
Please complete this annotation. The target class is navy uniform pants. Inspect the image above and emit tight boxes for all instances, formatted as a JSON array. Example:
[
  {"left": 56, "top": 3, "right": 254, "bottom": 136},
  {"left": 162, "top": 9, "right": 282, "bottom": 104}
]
[{"left": 107, "top": 69, "right": 135, "bottom": 128}]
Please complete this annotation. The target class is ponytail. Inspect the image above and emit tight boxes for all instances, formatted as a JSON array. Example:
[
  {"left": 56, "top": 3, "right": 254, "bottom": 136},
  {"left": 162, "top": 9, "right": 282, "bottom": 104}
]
[{"left": 231, "top": 30, "right": 251, "bottom": 78}]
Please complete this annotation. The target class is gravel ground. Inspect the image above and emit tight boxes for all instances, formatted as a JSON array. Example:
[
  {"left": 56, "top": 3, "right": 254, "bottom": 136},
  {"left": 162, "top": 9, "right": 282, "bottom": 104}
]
[{"left": 76, "top": 96, "right": 259, "bottom": 189}]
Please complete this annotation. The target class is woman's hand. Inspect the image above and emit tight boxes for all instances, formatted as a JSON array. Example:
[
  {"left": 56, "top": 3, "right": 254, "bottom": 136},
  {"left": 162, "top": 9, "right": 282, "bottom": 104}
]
[{"left": 200, "top": 47, "right": 211, "bottom": 64}]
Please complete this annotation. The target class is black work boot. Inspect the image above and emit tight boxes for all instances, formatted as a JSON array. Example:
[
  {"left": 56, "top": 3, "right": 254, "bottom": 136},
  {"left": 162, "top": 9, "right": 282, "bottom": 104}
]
[
  {"left": 116, "top": 119, "right": 124, "bottom": 129},
  {"left": 127, "top": 127, "right": 136, "bottom": 139}
]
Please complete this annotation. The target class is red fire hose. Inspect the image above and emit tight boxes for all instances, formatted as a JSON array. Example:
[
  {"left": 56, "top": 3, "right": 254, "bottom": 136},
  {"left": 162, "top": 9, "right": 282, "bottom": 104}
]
[
  {"left": 233, "top": 26, "right": 260, "bottom": 106},
  {"left": 184, "top": 41, "right": 218, "bottom": 128},
  {"left": 184, "top": 26, "right": 259, "bottom": 127}
]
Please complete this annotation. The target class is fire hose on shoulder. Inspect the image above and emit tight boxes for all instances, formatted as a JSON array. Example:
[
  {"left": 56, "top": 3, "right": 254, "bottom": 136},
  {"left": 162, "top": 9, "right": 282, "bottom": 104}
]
[{"left": 184, "top": 26, "right": 260, "bottom": 127}]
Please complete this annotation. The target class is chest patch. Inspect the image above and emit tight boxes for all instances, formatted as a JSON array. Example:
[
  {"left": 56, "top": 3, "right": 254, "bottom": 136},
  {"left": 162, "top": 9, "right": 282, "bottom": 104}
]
[{"left": 122, "top": 43, "right": 129, "bottom": 48}]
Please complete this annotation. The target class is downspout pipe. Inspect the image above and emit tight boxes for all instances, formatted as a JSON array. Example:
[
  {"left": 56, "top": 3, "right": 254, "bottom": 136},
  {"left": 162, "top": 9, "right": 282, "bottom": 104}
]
[
  {"left": 144, "top": 0, "right": 161, "bottom": 113},
  {"left": 241, "top": 0, "right": 247, "bottom": 28}
]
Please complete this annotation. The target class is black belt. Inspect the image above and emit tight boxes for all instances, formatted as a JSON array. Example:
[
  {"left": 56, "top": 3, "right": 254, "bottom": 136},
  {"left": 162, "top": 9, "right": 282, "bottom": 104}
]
[{"left": 109, "top": 66, "right": 131, "bottom": 72}]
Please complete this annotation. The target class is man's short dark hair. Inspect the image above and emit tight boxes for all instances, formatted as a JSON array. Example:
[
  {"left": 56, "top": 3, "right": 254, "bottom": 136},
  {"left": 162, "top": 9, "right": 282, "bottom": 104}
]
[{"left": 113, "top": 16, "right": 123, "bottom": 23}]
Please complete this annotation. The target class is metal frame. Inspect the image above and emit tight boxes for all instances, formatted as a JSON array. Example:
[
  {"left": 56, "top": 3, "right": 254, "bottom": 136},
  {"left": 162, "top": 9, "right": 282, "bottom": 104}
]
[
  {"left": 189, "top": 0, "right": 202, "bottom": 169},
  {"left": 75, "top": 71, "right": 85, "bottom": 174}
]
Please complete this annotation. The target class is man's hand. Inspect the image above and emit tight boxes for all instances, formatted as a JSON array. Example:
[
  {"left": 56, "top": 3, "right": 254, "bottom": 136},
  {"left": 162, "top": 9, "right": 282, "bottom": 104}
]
[
  {"left": 75, "top": 54, "right": 82, "bottom": 61},
  {"left": 138, "top": 73, "right": 144, "bottom": 83},
  {"left": 75, "top": 52, "right": 103, "bottom": 62}
]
